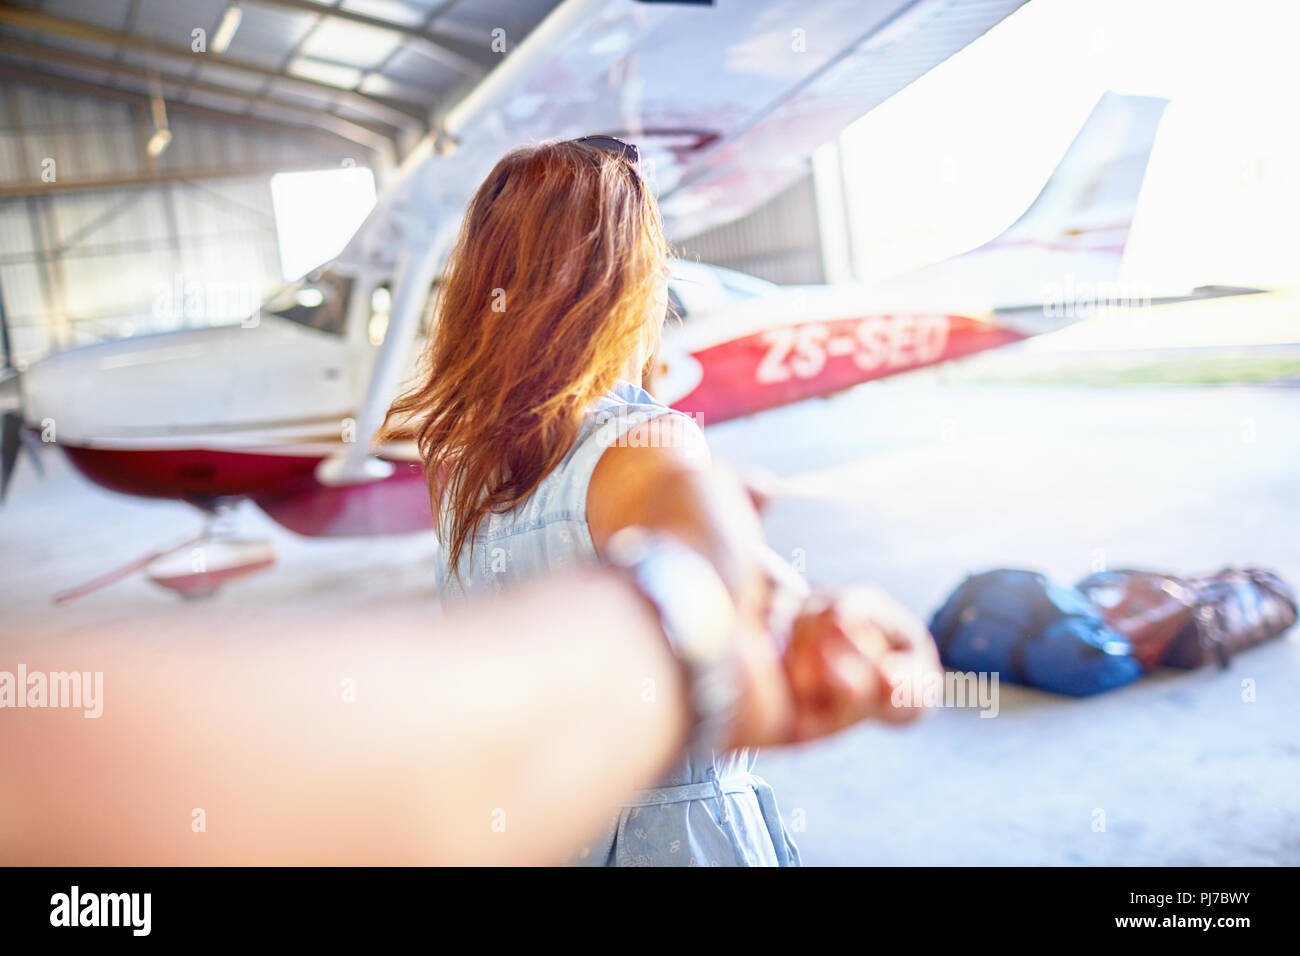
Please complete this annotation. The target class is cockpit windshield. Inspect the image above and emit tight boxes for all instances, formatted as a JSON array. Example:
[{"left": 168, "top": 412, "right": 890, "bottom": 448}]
[
  {"left": 263, "top": 271, "right": 353, "bottom": 336},
  {"left": 665, "top": 260, "right": 777, "bottom": 323}
]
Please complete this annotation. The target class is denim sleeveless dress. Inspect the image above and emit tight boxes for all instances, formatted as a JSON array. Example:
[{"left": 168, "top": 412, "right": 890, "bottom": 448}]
[{"left": 435, "top": 381, "right": 802, "bottom": 866}]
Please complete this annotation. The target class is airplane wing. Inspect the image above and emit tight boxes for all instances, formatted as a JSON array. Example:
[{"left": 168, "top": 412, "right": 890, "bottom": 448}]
[
  {"left": 321, "top": 0, "right": 1033, "bottom": 483},
  {"left": 347, "top": 0, "right": 1035, "bottom": 266}
]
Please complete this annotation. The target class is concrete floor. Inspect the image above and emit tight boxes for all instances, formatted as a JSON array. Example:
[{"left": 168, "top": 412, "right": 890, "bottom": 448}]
[
  {"left": 3, "top": 382, "right": 1297, "bottom": 864},
  {"left": 709, "top": 382, "right": 1300, "bottom": 865}
]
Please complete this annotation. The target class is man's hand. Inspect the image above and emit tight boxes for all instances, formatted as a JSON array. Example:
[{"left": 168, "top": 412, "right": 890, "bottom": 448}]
[
  {"left": 779, "top": 588, "right": 942, "bottom": 743},
  {"left": 725, "top": 585, "right": 941, "bottom": 748}
]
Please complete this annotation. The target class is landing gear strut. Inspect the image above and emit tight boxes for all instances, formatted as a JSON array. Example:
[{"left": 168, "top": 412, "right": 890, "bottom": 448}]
[
  {"left": 147, "top": 503, "right": 275, "bottom": 599},
  {"left": 52, "top": 501, "right": 276, "bottom": 604}
]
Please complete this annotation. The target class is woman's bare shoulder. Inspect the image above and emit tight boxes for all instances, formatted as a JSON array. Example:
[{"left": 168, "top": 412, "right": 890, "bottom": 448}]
[{"left": 585, "top": 414, "right": 711, "bottom": 552}]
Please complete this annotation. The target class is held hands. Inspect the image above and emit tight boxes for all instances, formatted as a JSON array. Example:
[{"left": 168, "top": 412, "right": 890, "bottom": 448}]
[
  {"left": 728, "top": 585, "right": 942, "bottom": 749},
  {"left": 783, "top": 588, "right": 942, "bottom": 741},
  {"left": 617, "top": 462, "right": 942, "bottom": 751}
]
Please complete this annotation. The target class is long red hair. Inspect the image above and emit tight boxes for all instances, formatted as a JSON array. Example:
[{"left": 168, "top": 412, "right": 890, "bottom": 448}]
[{"left": 383, "top": 140, "right": 668, "bottom": 572}]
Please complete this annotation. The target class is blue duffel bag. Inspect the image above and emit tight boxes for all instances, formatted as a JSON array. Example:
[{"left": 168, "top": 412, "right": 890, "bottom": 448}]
[{"left": 929, "top": 569, "right": 1143, "bottom": 696}]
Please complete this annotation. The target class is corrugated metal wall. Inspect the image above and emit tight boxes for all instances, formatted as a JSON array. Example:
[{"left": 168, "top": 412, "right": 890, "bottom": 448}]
[
  {"left": 672, "top": 170, "right": 826, "bottom": 285},
  {"left": 0, "top": 81, "right": 359, "bottom": 364}
]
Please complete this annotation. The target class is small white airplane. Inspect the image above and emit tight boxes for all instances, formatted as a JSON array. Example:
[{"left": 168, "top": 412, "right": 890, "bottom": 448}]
[{"left": 0, "top": 0, "right": 1256, "bottom": 600}]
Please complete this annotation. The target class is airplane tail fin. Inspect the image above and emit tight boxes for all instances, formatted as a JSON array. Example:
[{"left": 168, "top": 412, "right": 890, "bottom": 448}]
[
  {"left": 985, "top": 91, "right": 1169, "bottom": 261},
  {"left": 894, "top": 91, "right": 1170, "bottom": 330}
]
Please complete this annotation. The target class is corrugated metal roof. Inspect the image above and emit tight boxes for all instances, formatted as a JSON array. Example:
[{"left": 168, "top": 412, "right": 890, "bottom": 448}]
[{"left": 0, "top": 0, "right": 565, "bottom": 160}]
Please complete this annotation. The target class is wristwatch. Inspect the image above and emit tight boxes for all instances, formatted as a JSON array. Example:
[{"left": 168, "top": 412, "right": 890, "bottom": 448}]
[{"left": 604, "top": 526, "right": 740, "bottom": 759}]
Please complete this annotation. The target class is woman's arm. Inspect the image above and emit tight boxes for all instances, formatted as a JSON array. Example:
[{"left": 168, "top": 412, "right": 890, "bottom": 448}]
[
  {"left": 586, "top": 419, "right": 941, "bottom": 745},
  {"left": 588, "top": 420, "right": 762, "bottom": 601},
  {"left": 587, "top": 421, "right": 796, "bottom": 745}
]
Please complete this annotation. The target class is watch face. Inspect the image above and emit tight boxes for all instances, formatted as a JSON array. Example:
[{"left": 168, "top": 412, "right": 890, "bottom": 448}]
[
  {"left": 644, "top": 545, "right": 735, "bottom": 660},
  {"left": 606, "top": 526, "right": 736, "bottom": 661},
  {"left": 607, "top": 526, "right": 739, "bottom": 756}
]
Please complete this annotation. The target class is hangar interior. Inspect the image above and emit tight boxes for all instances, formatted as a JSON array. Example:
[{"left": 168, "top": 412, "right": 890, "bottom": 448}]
[
  {"left": 1, "top": 0, "right": 1297, "bottom": 867},
  {"left": 0, "top": 0, "right": 827, "bottom": 367},
  {"left": 1, "top": 0, "right": 549, "bottom": 363}
]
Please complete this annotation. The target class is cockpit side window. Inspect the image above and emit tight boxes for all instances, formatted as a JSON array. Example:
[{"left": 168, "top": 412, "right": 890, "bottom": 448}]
[
  {"left": 716, "top": 269, "right": 775, "bottom": 301},
  {"left": 666, "top": 285, "right": 687, "bottom": 324}
]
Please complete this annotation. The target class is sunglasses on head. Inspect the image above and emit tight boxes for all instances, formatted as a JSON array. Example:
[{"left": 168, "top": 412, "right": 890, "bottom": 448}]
[{"left": 574, "top": 134, "right": 642, "bottom": 177}]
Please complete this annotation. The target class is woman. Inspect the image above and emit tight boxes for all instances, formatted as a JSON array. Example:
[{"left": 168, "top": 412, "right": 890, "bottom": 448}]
[{"left": 386, "top": 136, "right": 929, "bottom": 866}]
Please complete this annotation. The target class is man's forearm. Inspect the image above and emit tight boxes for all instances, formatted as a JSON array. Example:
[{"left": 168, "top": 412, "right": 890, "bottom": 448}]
[{"left": 0, "top": 570, "right": 688, "bottom": 865}]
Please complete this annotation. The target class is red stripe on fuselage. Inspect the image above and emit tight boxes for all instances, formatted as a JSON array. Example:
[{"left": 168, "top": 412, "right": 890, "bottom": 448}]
[{"left": 671, "top": 313, "right": 1023, "bottom": 423}]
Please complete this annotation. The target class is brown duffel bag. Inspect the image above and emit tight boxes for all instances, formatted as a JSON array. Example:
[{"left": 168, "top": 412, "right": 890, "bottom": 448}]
[{"left": 1076, "top": 567, "right": 1298, "bottom": 670}]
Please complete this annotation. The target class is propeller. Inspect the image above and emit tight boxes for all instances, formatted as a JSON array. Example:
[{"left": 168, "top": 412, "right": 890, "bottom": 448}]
[
  {"left": 0, "top": 405, "right": 22, "bottom": 500},
  {"left": 0, "top": 272, "right": 40, "bottom": 502}
]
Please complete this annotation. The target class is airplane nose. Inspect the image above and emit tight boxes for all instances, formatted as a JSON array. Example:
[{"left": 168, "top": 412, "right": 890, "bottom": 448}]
[
  {"left": 1, "top": 365, "right": 26, "bottom": 499},
  {"left": 0, "top": 364, "right": 49, "bottom": 501}
]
